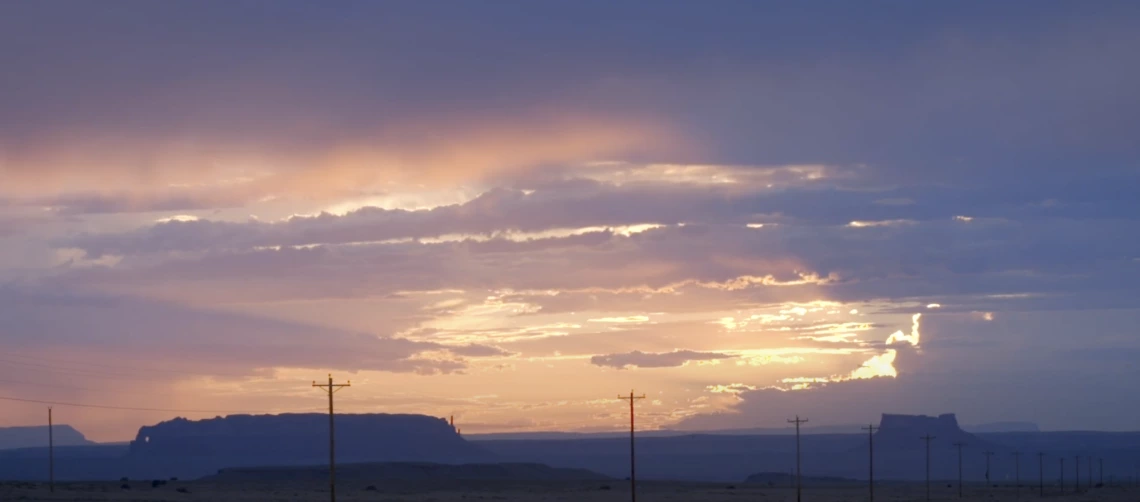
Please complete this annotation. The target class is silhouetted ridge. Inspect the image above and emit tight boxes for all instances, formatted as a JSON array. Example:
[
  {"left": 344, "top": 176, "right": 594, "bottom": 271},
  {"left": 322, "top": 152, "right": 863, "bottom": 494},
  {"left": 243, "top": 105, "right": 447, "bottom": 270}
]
[
  {"left": 0, "top": 425, "right": 93, "bottom": 450},
  {"left": 874, "top": 413, "right": 983, "bottom": 451},
  {"left": 125, "top": 413, "right": 493, "bottom": 479}
]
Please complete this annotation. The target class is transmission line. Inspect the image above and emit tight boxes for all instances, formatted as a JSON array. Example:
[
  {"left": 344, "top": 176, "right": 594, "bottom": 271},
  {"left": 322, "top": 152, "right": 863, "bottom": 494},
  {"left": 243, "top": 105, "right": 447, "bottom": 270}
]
[{"left": 0, "top": 395, "right": 318, "bottom": 414}]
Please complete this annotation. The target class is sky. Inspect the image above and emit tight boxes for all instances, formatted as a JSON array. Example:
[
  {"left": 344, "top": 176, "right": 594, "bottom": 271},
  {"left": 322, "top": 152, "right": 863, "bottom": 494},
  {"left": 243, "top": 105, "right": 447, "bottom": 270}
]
[{"left": 1, "top": 1, "right": 1139, "bottom": 442}]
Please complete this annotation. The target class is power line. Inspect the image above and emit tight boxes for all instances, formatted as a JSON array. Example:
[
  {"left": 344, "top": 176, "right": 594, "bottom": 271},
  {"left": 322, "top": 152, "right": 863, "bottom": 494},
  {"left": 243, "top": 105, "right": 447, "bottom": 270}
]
[
  {"left": 0, "top": 358, "right": 168, "bottom": 381},
  {"left": 0, "top": 377, "right": 100, "bottom": 393},
  {"left": 0, "top": 352, "right": 253, "bottom": 378},
  {"left": 0, "top": 395, "right": 317, "bottom": 414}
]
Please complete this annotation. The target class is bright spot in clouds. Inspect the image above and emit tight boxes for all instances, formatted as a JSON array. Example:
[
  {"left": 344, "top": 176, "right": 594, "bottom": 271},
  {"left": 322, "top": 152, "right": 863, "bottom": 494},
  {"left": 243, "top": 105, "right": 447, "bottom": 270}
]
[
  {"left": 154, "top": 214, "right": 199, "bottom": 223},
  {"left": 885, "top": 313, "right": 923, "bottom": 347}
]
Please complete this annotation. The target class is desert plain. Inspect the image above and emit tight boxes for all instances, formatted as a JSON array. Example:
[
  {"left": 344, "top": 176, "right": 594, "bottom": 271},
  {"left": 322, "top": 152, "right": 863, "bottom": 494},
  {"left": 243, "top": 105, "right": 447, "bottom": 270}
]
[{"left": 3, "top": 480, "right": 1138, "bottom": 502}]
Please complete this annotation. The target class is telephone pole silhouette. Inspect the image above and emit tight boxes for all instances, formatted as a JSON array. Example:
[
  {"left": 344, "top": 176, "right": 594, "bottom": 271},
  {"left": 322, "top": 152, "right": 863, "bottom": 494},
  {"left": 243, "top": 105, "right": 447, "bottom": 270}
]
[
  {"left": 1037, "top": 452, "right": 1045, "bottom": 497},
  {"left": 953, "top": 441, "right": 966, "bottom": 498},
  {"left": 921, "top": 434, "right": 935, "bottom": 502},
  {"left": 1074, "top": 455, "right": 1080, "bottom": 492},
  {"left": 862, "top": 424, "right": 877, "bottom": 502},
  {"left": 618, "top": 390, "right": 645, "bottom": 502},
  {"left": 1013, "top": 451, "right": 1022, "bottom": 499},
  {"left": 984, "top": 451, "right": 994, "bottom": 487},
  {"left": 313, "top": 374, "right": 350, "bottom": 502},
  {"left": 48, "top": 407, "right": 54, "bottom": 493},
  {"left": 788, "top": 416, "right": 808, "bottom": 502},
  {"left": 1059, "top": 457, "right": 1064, "bottom": 494},
  {"left": 1087, "top": 456, "right": 1092, "bottom": 489},
  {"left": 1099, "top": 457, "right": 1103, "bottom": 486}
]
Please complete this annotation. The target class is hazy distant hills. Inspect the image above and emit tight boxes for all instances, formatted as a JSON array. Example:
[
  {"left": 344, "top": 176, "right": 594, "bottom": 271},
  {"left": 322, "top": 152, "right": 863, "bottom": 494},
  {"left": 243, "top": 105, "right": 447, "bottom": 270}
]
[
  {"left": 466, "top": 419, "right": 1040, "bottom": 441},
  {"left": 474, "top": 414, "right": 1140, "bottom": 483},
  {"left": 0, "top": 413, "right": 1134, "bottom": 484},
  {"left": 0, "top": 413, "right": 492, "bottom": 480},
  {"left": 963, "top": 422, "right": 1041, "bottom": 433},
  {"left": 125, "top": 413, "right": 493, "bottom": 479},
  {"left": 0, "top": 425, "right": 93, "bottom": 450}
]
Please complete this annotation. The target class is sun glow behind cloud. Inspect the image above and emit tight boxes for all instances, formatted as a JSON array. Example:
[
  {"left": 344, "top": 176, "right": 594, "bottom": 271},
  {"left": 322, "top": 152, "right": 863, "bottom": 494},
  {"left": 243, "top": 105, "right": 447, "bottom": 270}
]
[{"left": 7, "top": 0, "right": 1137, "bottom": 440}]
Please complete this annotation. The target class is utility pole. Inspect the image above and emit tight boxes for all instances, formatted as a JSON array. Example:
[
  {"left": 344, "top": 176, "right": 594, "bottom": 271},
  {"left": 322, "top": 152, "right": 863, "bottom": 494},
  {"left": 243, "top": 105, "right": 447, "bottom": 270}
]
[
  {"left": 48, "top": 407, "right": 54, "bottom": 493},
  {"left": 1099, "top": 457, "right": 1103, "bottom": 486},
  {"left": 953, "top": 441, "right": 966, "bottom": 498},
  {"left": 921, "top": 434, "right": 935, "bottom": 502},
  {"left": 313, "top": 374, "right": 350, "bottom": 502},
  {"left": 788, "top": 415, "right": 809, "bottom": 502},
  {"left": 1074, "top": 455, "right": 1080, "bottom": 493},
  {"left": 1037, "top": 452, "right": 1045, "bottom": 497},
  {"left": 1087, "top": 456, "right": 1092, "bottom": 489},
  {"left": 984, "top": 451, "right": 994, "bottom": 487},
  {"left": 1013, "top": 451, "right": 1022, "bottom": 499},
  {"left": 862, "top": 424, "right": 877, "bottom": 502},
  {"left": 1059, "top": 457, "right": 1064, "bottom": 494},
  {"left": 618, "top": 390, "right": 645, "bottom": 502}
]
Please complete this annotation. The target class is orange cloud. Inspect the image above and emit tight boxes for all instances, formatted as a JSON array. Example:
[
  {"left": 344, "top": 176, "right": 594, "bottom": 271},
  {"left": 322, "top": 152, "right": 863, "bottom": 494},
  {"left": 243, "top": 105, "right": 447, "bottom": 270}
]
[{"left": 1, "top": 112, "right": 688, "bottom": 212}]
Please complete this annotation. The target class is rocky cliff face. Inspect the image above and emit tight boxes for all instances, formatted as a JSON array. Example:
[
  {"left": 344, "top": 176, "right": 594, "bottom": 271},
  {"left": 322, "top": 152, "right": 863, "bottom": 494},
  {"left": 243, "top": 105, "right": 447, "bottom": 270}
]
[
  {"left": 125, "top": 413, "right": 494, "bottom": 479},
  {"left": 875, "top": 413, "right": 981, "bottom": 450}
]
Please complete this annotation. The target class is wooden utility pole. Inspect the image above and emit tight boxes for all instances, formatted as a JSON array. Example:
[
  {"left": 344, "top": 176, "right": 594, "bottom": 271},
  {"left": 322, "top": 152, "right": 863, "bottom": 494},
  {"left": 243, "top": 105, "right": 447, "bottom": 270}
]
[
  {"left": 953, "top": 441, "right": 966, "bottom": 498},
  {"left": 921, "top": 434, "right": 935, "bottom": 502},
  {"left": 788, "top": 416, "right": 808, "bottom": 502},
  {"left": 1013, "top": 451, "right": 1022, "bottom": 499},
  {"left": 862, "top": 424, "right": 877, "bottom": 502},
  {"left": 313, "top": 374, "right": 350, "bottom": 502},
  {"left": 984, "top": 451, "right": 994, "bottom": 486},
  {"left": 1087, "top": 456, "right": 1092, "bottom": 489},
  {"left": 48, "top": 407, "right": 54, "bottom": 493},
  {"left": 1060, "top": 457, "right": 1064, "bottom": 494},
  {"left": 1037, "top": 452, "right": 1045, "bottom": 497},
  {"left": 1074, "top": 456, "right": 1080, "bottom": 492},
  {"left": 618, "top": 391, "right": 645, "bottom": 502}
]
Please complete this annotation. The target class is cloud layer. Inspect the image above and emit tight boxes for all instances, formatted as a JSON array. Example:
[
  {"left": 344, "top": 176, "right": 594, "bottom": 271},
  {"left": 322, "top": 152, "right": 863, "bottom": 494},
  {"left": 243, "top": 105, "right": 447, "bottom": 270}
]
[{"left": 1, "top": 1, "right": 1139, "bottom": 439}]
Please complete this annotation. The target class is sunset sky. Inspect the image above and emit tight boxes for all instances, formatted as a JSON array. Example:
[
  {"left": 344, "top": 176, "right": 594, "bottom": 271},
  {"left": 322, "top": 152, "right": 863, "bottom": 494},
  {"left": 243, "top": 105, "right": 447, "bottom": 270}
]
[{"left": 2, "top": 1, "right": 1139, "bottom": 442}]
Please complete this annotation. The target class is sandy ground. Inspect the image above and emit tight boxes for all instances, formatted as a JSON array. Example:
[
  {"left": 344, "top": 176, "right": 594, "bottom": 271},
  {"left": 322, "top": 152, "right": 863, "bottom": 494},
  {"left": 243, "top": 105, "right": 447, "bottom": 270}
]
[{"left": 2, "top": 480, "right": 1137, "bottom": 501}]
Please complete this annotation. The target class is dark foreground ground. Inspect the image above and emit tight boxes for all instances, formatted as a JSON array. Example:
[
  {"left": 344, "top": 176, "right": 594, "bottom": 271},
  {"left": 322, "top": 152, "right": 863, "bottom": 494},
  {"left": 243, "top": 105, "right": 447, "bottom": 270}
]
[{"left": 2, "top": 479, "right": 1137, "bottom": 501}]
